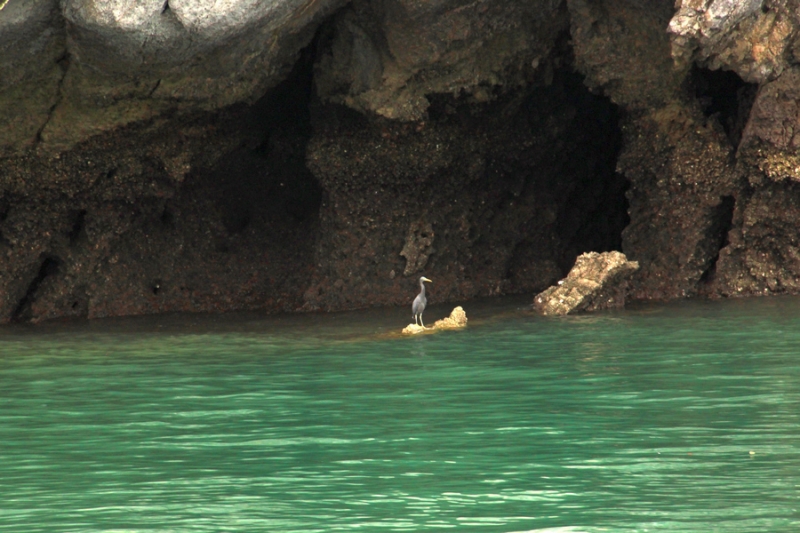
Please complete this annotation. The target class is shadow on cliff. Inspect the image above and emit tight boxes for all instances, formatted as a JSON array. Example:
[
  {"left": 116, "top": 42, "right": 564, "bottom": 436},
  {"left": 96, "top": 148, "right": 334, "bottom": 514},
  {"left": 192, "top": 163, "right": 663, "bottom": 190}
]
[
  {"left": 304, "top": 42, "right": 631, "bottom": 312},
  {"left": 0, "top": 24, "right": 633, "bottom": 323}
]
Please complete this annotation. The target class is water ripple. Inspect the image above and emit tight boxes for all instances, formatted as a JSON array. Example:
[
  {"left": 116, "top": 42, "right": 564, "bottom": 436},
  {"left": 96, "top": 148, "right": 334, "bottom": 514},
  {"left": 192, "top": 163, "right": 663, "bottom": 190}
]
[{"left": 1, "top": 297, "right": 800, "bottom": 532}]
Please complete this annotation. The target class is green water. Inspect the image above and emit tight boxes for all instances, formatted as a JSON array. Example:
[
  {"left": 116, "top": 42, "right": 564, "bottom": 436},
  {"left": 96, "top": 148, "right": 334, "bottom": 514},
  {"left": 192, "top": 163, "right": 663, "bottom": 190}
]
[{"left": 1, "top": 296, "right": 799, "bottom": 533}]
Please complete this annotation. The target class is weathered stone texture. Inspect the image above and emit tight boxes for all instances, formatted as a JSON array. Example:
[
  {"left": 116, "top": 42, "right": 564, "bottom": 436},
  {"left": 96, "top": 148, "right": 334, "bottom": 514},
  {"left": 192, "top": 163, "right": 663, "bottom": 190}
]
[
  {"left": 701, "top": 66, "right": 800, "bottom": 297},
  {"left": 0, "top": 66, "right": 321, "bottom": 322},
  {"left": 303, "top": 68, "right": 628, "bottom": 312},
  {"left": 710, "top": 182, "right": 800, "bottom": 296},
  {"left": 533, "top": 251, "right": 639, "bottom": 315},
  {"left": 740, "top": 68, "right": 800, "bottom": 155},
  {"left": 0, "top": 0, "right": 65, "bottom": 154},
  {"left": 6, "top": 0, "right": 800, "bottom": 322},
  {"left": 669, "top": 0, "right": 798, "bottom": 84},
  {"left": 568, "top": 0, "right": 750, "bottom": 300},
  {"left": 568, "top": 0, "right": 682, "bottom": 108},
  {"left": 1, "top": 0, "right": 347, "bottom": 153},
  {"left": 0, "top": 0, "right": 632, "bottom": 323},
  {"left": 402, "top": 305, "right": 467, "bottom": 335},
  {"left": 314, "top": 0, "right": 568, "bottom": 120}
]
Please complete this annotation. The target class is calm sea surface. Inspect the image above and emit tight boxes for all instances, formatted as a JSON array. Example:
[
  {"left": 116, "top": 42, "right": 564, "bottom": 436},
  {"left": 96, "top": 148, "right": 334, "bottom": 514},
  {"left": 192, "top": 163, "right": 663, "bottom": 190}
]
[{"left": 1, "top": 296, "right": 799, "bottom": 533}]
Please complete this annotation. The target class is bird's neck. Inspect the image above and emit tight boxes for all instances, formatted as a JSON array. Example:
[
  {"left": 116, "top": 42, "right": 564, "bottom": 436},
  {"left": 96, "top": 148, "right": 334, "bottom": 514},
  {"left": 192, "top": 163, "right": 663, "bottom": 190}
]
[{"left": 419, "top": 282, "right": 426, "bottom": 296}]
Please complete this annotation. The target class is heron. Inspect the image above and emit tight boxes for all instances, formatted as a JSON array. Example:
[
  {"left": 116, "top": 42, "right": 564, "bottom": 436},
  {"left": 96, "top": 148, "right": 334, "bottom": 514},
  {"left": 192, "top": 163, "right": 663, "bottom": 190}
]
[{"left": 412, "top": 276, "right": 432, "bottom": 327}]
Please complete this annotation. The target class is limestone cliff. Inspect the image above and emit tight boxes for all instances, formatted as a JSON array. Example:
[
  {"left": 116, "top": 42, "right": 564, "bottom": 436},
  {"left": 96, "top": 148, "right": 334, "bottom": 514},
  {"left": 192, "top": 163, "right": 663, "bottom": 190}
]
[{"left": 0, "top": 0, "right": 797, "bottom": 322}]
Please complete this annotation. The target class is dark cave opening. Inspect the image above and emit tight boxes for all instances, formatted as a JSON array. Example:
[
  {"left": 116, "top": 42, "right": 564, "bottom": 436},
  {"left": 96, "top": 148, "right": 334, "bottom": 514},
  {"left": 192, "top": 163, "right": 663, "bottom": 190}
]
[
  {"left": 550, "top": 70, "right": 629, "bottom": 272},
  {"left": 502, "top": 67, "right": 630, "bottom": 289},
  {"left": 186, "top": 16, "right": 632, "bottom": 305},
  {"left": 206, "top": 42, "right": 322, "bottom": 237},
  {"left": 120, "top": 38, "right": 330, "bottom": 315},
  {"left": 419, "top": 60, "right": 632, "bottom": 297},
  {"left": 691, "top": 65, "right": 757, "bottom": 148}
]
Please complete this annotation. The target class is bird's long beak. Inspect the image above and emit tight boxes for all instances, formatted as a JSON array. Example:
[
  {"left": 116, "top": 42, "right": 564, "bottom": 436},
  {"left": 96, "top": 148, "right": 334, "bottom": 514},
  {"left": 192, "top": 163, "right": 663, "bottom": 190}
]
[{"left": 422, "top": 277, "right": 432, "bottom": 283}]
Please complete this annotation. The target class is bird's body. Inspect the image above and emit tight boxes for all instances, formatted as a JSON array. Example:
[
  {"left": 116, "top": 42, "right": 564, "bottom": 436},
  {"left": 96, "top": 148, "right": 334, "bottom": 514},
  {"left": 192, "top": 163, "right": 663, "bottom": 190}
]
[{"left": 412, "top": 276, "right": 432, "bottom": 327}]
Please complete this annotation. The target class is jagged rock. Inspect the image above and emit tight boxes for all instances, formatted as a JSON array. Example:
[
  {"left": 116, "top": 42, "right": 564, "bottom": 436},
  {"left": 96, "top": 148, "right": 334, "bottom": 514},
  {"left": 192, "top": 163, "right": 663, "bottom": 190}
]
[
  {"left": 666, "top": 1, "right": 800, "bottom": 299},
  {"left": 669, "top": 0, "right": 793, "bottom": 84},
  {"left": 705, "top": 66, "right": 800, "bottom": 297},
  {"left": 402, "top": 306, "right": 467, "bottom": 335},
  {"left": 568, "top": 0, "right": 682, "bottom": 109},
  {"left": 402, "top": 324, "right": 426, "bottom": 335},
  {"left": 740, "top": 67, "right": 800, "bottom": 159},
  {"left": 569, "top": 0, "right": 747, "bottom": 300},
  {"left": 0, "top": 0, "right": 568, "bottom": 152},
  {"left": 533, "top": 252, "right": 639, "bottom": 316},
  {"left": 433, "top": 306, "right": 468, "bottom": 330}
]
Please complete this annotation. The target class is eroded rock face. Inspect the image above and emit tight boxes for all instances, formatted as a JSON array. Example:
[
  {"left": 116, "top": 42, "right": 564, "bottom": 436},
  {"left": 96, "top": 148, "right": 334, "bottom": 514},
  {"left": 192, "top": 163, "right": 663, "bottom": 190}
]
[
  {"left": 303, "top": 68, "right": 629, "bottom": 312},
  {"left": 5, "top": 0, "right": 800, "bottom": 323},
  {"left": 314, "top": 0, "right": 568, "bottom": 120},
  {"left": 664, "top": 0, "right": 800, "bottom": 298},
  {"left": 533, "top": 251, "right": 639, "bottom": 316},
  {"left": 0, "top": 0, "right": 632, "bottom": 323},
  {"left": 703, "top": 67, "right": 800, "bottom": 296},
  {"left": 567, "top": 0, "right": 752, "bottom": 300},
  {"left": 669, "top": 0, "right": 793, "bottom": 84},
  {"left": 0, "top": 59, "right": 322, "bottom": 322}
]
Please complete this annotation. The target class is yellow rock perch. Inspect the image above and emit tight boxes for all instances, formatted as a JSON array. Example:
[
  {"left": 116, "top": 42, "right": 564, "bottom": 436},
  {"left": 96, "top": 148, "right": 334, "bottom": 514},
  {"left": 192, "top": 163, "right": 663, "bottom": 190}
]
[{"left": 402, "top": 306, "right": 468, "bottom": 335}]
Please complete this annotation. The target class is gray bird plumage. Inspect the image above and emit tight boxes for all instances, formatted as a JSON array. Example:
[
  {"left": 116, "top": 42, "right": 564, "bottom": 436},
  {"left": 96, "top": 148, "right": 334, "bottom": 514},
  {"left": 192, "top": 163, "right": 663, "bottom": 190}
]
[{"left": 412, "top": 276, "right": 432, "bottom": 327}]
